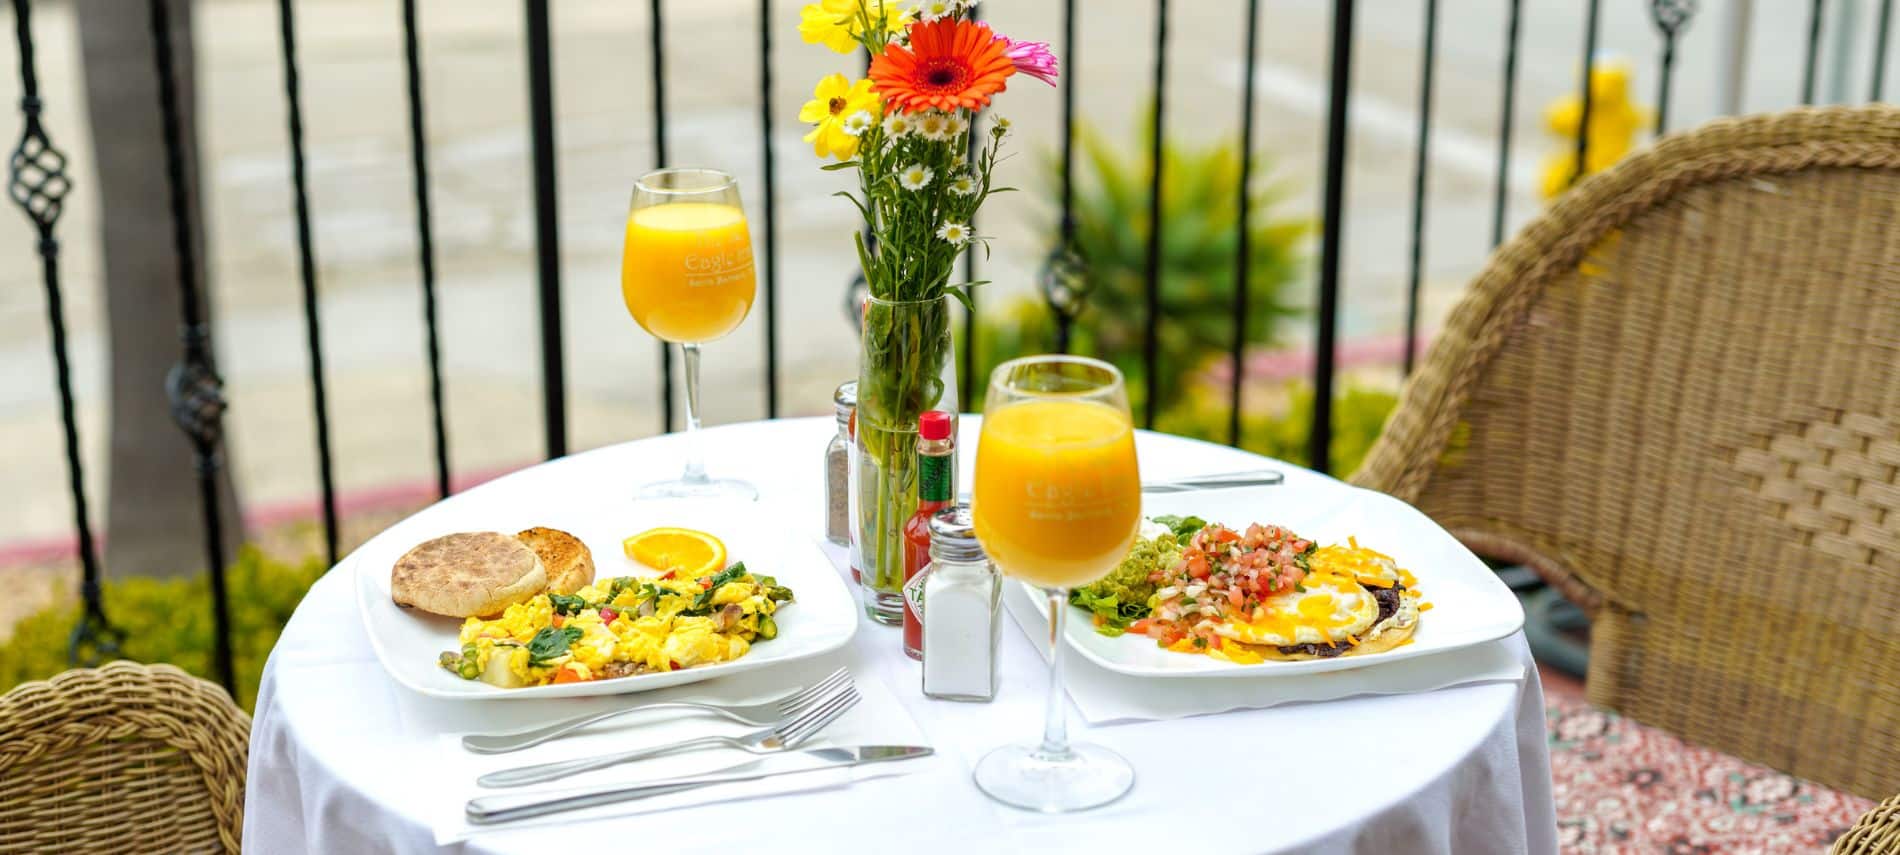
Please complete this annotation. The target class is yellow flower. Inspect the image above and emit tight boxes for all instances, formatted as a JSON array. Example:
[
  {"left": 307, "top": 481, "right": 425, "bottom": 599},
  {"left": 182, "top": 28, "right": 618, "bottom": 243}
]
[
  {"left": 799, "top": 74, "right": 880, "bottom": 160},
  {"left": 798, "top": 0, "right": 906, "bottom": 55}
]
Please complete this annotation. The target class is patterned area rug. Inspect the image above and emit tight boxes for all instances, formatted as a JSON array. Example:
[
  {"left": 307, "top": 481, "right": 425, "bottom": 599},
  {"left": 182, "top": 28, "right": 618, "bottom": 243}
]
[{"left": 1540, "top": 667, "right": 1873, "bottom": 853}]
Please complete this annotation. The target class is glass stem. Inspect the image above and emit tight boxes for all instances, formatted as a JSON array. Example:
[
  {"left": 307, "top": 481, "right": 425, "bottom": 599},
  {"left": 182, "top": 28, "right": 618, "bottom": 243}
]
[
  {"left": 680, "top": 342, "right": 708, "bottom": 485},
  {"left": 1039, "top": 586, "right": 1071, "bottom": 758}
]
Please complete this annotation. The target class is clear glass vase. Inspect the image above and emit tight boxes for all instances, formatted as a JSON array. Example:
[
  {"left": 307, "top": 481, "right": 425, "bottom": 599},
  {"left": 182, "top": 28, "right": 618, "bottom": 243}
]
[{"left": 851, "top": 295, "right": 958, "bottom": 625}]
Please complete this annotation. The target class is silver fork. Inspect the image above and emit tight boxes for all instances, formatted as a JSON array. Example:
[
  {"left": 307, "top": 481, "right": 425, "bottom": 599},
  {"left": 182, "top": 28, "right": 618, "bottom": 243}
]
[
  {"left": 462, "top": 668, "right": 852, "bottom": 755},
  {"left": 476, "top": 686, "right": 863, "bottom": 788}
]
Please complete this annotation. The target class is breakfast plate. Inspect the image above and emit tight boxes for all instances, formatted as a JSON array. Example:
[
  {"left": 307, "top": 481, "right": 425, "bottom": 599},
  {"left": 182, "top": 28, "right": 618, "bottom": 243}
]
[
  {"left": 353, "top": 498, "right": 857, "bottom": 700},
  {"left": 1018, "top": 485, "right": 1523, "bottom": 678}
]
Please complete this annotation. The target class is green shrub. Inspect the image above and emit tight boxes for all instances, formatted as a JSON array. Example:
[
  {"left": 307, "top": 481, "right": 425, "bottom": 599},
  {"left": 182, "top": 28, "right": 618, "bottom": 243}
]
[
  {"left": 967, "top": 119, "right": 1312, "bottom": 410},
  {"left": 0, "top": 547, "right": 324, "bottom": 710}
]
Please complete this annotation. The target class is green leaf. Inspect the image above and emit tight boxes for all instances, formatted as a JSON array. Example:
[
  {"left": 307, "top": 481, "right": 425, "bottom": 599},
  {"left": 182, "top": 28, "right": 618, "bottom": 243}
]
[
  {"left": 1151, "top": 514, "right": 1207, "bottom": 539},
  {"left": 832, "top": 190, "right": 872, "bottom": 224},
  {"left": 822, "top": 160, "right": 862, "bottom": 171},
  {"left": 687, "top": 563, "right": 752, "bottom": 614},
  {"left": 547, "top": 592, "right": 587, "bottom": 616},
  {"left": 946, "top": 285, "right": 976, "bottom": 314},
  {"left": 527, "top": 626, "right": 584, "bottom": 665}
]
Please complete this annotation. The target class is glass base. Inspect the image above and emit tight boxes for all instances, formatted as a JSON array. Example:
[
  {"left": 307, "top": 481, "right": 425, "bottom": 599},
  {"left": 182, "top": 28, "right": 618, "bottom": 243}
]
[
  {"left": 973, "top": 742, "right": 1134, "bottom": 813},
  {"left": 634, "top": 477, "right": 758, "bottom": 502},
  {"left": 862, "top": 587, "right": 903, "bottom": 626}
]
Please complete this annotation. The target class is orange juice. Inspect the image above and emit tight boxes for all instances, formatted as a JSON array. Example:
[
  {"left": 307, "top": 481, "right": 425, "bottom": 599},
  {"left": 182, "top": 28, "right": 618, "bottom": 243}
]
[
  {"left": 973, "top": 399, "right": 1141, "bottom": 588},
  {"left": 621, "top": 202, "right": 756, "bottom": 343}
]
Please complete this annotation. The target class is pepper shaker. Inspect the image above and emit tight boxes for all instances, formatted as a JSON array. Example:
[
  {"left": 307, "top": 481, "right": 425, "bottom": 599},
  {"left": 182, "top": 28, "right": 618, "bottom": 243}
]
[{"left": 824, "top": 381, "right": 856, "bottom": 547}]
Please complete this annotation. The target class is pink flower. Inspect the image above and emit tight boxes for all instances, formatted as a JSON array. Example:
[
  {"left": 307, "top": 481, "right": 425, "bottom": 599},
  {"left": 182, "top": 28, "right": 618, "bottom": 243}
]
[{"left": 1001, "top": 38, "right": 1059, "bottom": 87}]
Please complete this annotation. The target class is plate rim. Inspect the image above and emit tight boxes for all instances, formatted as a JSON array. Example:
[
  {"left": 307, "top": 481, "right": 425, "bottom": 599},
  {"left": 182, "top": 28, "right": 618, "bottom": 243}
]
[
  {"left": 1038, "top": 489, "right": 1527, "bottom": 678},
  {"left": 351, "top": 517, "right": 860, "bottom": 701}
]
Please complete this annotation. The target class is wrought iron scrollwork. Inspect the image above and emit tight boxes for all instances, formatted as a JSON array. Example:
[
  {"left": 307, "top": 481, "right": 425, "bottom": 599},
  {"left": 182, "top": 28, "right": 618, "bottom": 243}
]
[
  {"left": 1039, "top": 242, "right": 1087, "bottom": 355},
  {"left": 9, "top": 104, "right": 69, "bottom": 226},
  {"left": 166, "top": 342, "right": 228, "bottom": 465},
  {"left": 1650, "top": 0, "right": 1697, "bottom": 133},
  {"left": 1650, "top": 0, "right": 1696, "bottom": 33},
  {"left": 10, "top": 0, "right": 124, "bottom": 665}
]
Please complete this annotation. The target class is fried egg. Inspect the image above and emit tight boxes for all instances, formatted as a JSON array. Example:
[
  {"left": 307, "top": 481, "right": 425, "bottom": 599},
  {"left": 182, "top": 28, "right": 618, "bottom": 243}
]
[
  {"left": 1309, "top": 538, "right": 1417, "bottom": 590},
  {"left": 1213, "top": 575, "right": 1378, "bottom": 646}
]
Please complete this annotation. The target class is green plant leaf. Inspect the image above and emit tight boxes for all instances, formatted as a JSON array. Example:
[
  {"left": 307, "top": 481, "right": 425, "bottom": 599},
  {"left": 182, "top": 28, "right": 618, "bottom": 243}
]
[{"left": 822, "top": 160, "right": 861, "bottom": 171}]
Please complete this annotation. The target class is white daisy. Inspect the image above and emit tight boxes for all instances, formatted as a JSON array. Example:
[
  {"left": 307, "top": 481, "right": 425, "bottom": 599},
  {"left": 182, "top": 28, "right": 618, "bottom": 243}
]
[
  {"left": 991, "top": 116, "right": 1012, "bottom": 137},
  {"left": 947, "top": 171, "right": 977, "bottom": 196},
  {"left": 881, "top": 112, "right": 915, "bottom": 138},
  {"left": 936, "top": 221, "right": 971, "bottom": 245},
  {"left": 913, "top": 0, "right": 962, "bottom": 22},
  {"left": 951, "top": 153, "right": 966, "bottom": 169},
  {"left": 841, "top": 110, "right": 875, "bottom": 137},
  {"left": 916, "top": 111, "right": 953, "bottom": 141},
  {"left": 898, "top": 164, "right": 935, "bottom": 191},
  {"left": 946, "top": 112, "right": 970, "bottom": 138}
]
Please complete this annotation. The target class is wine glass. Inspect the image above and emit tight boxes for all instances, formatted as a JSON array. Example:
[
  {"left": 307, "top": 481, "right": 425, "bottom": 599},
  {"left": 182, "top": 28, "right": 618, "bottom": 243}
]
[
  {"left": 621, "top": 168, "right": 758, "bottom": 500},
  {"left": 971, "top": 355, "right": 1141, "bottom": 812}
]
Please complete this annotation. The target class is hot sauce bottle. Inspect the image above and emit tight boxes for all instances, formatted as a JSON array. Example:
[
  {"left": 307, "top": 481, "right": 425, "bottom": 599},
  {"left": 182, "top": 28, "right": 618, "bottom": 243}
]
[{"left": 902, "top": 411, "right": 954, "bottom": 660}]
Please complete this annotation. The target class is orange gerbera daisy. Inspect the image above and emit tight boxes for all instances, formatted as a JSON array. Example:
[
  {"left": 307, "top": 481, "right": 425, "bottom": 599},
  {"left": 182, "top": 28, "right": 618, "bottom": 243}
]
[{"left": 869, "top": 18, "right": 1016, "bottom": 114}]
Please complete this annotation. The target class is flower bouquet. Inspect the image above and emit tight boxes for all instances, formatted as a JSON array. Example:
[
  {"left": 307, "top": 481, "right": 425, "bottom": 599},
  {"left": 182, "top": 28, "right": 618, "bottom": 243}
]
[{"left": 798, "top": 0, "right": 1056, "bottom": 622}]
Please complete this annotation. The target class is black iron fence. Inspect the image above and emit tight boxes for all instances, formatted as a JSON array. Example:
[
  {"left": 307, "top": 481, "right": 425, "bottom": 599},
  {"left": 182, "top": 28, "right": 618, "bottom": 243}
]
[{"left": 7, "top": 0, "right": 1894, "bottom": 691}]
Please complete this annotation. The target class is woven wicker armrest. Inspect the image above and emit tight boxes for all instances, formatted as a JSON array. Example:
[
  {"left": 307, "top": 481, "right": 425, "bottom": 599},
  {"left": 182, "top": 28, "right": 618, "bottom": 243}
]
[
  {"left": 1835, "top": 793, "right": 1900, "bottom": 854},
  {"left": 0, "top": 661, "right": 250, "bottom": 854}
]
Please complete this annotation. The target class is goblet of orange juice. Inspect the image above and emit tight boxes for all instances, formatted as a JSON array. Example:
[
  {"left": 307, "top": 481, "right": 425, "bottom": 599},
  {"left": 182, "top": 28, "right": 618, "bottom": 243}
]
[
  {"left": 971, "top": 355, "right": 1141, "bottom": 812},
  {"left": 622, "top": 168, "right": 758, "bottom": 500}
]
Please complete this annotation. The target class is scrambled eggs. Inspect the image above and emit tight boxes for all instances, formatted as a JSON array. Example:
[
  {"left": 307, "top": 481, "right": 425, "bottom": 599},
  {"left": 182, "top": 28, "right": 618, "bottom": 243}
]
[{"left": 437, "top": 564, "right": 793, "bottom": 687}]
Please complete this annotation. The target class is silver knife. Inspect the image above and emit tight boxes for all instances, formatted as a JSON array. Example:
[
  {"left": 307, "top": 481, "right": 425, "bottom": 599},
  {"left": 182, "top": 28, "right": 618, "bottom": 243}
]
[
  {"left": 1140, "top": 468, "right": 1286, "bottom": 493},
  {"left": 465, "top": 745, "right": 933, "bottom": 825}
]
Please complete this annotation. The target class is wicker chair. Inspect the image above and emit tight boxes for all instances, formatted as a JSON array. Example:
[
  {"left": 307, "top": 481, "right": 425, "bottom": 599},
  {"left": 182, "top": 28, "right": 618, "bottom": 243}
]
[
  {"left": 1836, "top": 793, "right": 1900, "bottom": 854},
  {"left": 0, "top": 661, "right": 249, "bottom": 853},
  {"left": 1351, "top": 104, "right": 1900, "bottom": 800}
]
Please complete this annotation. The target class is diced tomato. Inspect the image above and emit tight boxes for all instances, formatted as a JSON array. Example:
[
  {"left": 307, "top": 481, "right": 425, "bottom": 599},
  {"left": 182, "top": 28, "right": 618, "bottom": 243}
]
[
  {"left": 552, "top": 666, "right": 586, "bottom": 684},
  {"left": 1227, "top": 588, "right": 1245, "bottom": 608},
  {"left": 1186, "top": 555, "right": 1210, "bottom": 580},
  {"left": 599, "top": 607, "right": 617, "bottom": 623},
  {"left": 550, "top": 614, "right": 564, "bottom": 628},
  {"left": 658, "top": 569, "right": 676, "bottom": 580},
  {"left": 1210, "top": 527, "right": 1240, "bottom": 544},
  {"left": 1128, "top": 618, "right": 1155, "bottom": 635},
  {"left": 699, "top": 578, "right": 714, "bottom": 590}
]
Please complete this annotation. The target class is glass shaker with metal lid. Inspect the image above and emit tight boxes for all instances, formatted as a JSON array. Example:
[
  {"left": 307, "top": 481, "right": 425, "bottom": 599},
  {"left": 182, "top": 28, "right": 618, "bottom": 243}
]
[{"left": 919, "top": 502, "right": 1002, "bottom": 701}]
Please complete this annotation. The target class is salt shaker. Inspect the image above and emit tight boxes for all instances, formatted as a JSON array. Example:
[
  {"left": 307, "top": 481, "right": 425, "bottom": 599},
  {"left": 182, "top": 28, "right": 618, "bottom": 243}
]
[
  {"left": 824, "top": 381, "right": 856, "bottom": 547},
  {"left": 920, "top": 503, "right": 1001, "bottom": 701}
]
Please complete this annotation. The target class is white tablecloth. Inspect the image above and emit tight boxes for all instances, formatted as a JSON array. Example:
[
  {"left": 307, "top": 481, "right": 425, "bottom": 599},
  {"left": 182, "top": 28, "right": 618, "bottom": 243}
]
[{"left": 244, "top": 418, "right": 1558, "bottom": 854}]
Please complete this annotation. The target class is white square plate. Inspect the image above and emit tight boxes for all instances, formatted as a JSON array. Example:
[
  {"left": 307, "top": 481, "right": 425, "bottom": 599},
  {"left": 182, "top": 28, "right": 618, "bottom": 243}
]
[
  {"left": 1021, "top": 485, "right": 1524, "bottom": 678},
  {"left": 352, "top": 499, "right": 858, "bottom": 700}
]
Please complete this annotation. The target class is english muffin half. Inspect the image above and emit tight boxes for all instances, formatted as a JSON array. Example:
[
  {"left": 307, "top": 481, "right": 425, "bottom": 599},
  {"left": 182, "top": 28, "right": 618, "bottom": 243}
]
[
  {"left": 391, "top": 532, "right": 547, "bottom": 618},
  {"left": 516, "top": 526, "right": 595, "bottom": 595}
]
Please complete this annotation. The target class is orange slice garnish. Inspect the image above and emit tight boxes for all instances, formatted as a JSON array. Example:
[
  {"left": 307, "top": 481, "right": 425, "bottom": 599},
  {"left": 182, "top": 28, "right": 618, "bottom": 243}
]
[{"left": 622, "top": 527, "right": 727, "bottom": 578}]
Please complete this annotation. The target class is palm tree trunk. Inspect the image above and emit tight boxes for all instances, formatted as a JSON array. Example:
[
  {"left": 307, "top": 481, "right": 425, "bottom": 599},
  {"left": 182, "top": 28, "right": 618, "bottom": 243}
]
[{"left": 77, "top": 0, "right": 244, "bottom": 578}]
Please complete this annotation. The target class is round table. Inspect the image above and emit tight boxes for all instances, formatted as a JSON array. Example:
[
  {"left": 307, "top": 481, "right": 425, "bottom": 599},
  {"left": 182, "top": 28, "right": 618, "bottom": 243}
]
[{"left": 244, "top": 418, "right": 1558, "bottom": 854}]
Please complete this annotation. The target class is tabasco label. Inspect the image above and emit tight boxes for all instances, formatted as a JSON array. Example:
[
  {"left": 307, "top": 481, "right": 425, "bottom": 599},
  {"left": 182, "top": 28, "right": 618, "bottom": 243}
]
[{"left": 903, "top": 565, "right": 929, "bottom": 636}]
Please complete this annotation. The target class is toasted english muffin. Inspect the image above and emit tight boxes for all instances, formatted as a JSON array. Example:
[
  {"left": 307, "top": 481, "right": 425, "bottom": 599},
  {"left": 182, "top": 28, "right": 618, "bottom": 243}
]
[
  {"left": 516, "top": 526, "right": 595, "bottom": 595},
  {"left": 391, "top": 532, "right": 547, "bottom": 618}
]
